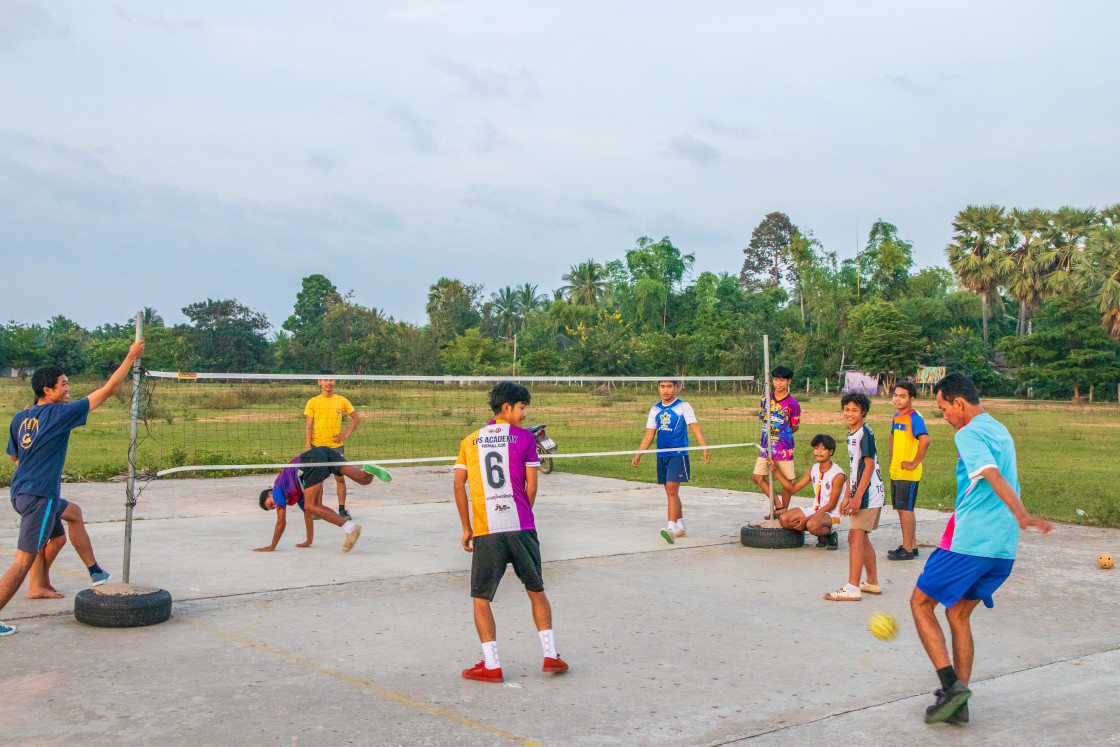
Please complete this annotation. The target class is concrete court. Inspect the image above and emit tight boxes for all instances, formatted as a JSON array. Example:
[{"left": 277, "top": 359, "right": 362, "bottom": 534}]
[{"left": 1, "top": 468, "right": 1118, "bottom": 746}]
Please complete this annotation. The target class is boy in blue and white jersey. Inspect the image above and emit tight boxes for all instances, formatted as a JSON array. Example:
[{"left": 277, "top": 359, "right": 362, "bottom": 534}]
[{"left": 632, "top": 378, "right": 710, "bottom": 544}]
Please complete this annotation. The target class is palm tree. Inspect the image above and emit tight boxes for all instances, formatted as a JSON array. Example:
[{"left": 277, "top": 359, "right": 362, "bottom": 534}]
[
  {"left": 1002, "top": 208, "right": 1051, "bottom": 336},
  {"left": 140, "top": 306, "right": 163, "bottom": 327},
  {"left": 1041, "top": 206, "right": 1098, "bottom": 294},
  {"left": 945, "top": 204, "right": 1011, "bottom": 346},
  {"left": 1072, "top": 222, "right": 1120, "bottom": 341},
  {"left": 515, "top": 283, "right": 546, "bottom": 314},
  {"left": 489, "top": 286, "right": 521, "bottom": 339},
  {"left": 559, "top": 260, "right": 607, "bottom": 306}
]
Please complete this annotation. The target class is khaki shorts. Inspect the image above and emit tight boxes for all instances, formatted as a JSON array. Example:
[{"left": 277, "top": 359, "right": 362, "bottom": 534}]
[
  {"left": 754, "top": 457, "right": 795, "bottom": 479},
  {"left": 849, "top": 506, "right": 882, "bottom": 532}
]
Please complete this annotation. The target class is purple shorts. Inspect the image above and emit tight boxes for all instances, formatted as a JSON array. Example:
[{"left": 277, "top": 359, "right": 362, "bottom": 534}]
[
  {"left": 12, "top": 493, "right": 68, "bottom": 554},
  {"left": 916, "top": 547, "right": 1014, "bottom": 609}
]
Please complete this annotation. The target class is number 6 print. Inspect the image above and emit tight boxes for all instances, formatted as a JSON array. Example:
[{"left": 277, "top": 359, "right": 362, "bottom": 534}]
[{"left": 485, "top": 451, "right": 506, "bottom": 489}]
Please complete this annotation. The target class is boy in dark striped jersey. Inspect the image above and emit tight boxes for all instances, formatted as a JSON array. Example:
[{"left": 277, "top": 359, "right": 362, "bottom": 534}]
[{"left": 824, "top": 392, "right": 886, "bottom": 601}]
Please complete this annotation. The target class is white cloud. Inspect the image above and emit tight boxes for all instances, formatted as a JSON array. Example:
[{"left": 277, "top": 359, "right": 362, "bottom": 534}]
[{"left": 663, "top": 134, "right": 721, "bottom": 165}]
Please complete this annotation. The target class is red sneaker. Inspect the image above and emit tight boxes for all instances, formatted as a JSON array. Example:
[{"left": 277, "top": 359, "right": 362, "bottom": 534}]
[
  {"left": 542, "top": 655, "right": 569, "bottom": 673},
  {"left": 462, "top": 661, "right": 503, "bottom": 683}
]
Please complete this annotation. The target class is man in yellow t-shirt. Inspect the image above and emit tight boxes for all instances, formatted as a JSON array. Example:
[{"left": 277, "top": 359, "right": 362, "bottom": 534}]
[{"left": 304, "top": 371, "right": 360, "bottom": 520}]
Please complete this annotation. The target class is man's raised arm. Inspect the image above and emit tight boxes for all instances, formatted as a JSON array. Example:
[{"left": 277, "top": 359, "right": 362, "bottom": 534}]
[{"left": 86, "top": 340, "right": 145, "bottom": 412}]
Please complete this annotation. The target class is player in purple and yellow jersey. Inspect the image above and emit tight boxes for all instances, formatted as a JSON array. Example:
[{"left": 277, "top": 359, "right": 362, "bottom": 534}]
[
  {"left": 254, "top": 446, "right": 374, "bottom": 553},
  {"left": 454, "top": 382, "right": 568, "bottom": 683},
  {"left": 752, "top": 366, "right": 801, "bottom": 515}
]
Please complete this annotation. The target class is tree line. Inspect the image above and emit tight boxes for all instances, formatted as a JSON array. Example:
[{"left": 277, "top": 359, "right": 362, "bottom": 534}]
[{"left": 2, "top": 206, "right": 1117, "bottom": 401}]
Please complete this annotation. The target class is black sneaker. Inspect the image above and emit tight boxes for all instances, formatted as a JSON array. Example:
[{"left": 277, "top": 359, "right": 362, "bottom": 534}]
[
  {"left": 924, "top": 681, "right": 971, "bottom": 724},
  {"left": 816, "top": 535, "right": 828, "bottom": 548},
  {"left": 887, "top": 544, "right": 906, "bottom": 559},
  {"left": 946, "top": 702, "right": 969, "bottom": 724},
  {"left": 338, "top": 507, "right": 353, "bottom": 521},
  {"left": 888, "top": 547, "right": 917, "bottom": 561},
  {"left": 826, "top": 533, "right": 839, "bottom": 551}
]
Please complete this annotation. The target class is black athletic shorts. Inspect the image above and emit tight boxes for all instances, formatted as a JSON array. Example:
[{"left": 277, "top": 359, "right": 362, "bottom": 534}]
[
  {"left": 298, "top": 446, "right": 346, "bottom": 489},
  {"left": 891, "top": 479, "right": 919, "bottom": 511},
  {"left": 471, "top": 529, "right": 544, "bottom": 600}
]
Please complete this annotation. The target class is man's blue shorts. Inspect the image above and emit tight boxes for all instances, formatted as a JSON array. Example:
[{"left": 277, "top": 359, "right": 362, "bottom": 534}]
[
  {"left": 916, "top": 547, "right": 1014, "bottom": 609},
  {"left": 656, "top": 454, "right": 690, "bottom": 485},
  {"left": 12, "top": 493, "right": 68, "bottom": 554}
]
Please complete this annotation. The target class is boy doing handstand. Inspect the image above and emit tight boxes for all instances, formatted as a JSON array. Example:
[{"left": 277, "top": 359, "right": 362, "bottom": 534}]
[
  {"left": 255, "top": 446, "right": 375, "bottom": 552},
  {"left": 768, "top": 434, "right": 846, "bottom": 550}
]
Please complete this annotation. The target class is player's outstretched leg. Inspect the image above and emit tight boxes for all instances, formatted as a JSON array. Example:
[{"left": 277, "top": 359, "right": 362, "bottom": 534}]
[{"left": 338, "top": 465, "right": 375, "bottom": 486}]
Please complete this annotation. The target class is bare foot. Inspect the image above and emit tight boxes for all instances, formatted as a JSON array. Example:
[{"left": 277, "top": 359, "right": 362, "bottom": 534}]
[
  {"left": 28, "top": 588, "right": 65, "bottom": 600},
  {"left": 295, "top": 541, "right": 312, "bottom": 548}
]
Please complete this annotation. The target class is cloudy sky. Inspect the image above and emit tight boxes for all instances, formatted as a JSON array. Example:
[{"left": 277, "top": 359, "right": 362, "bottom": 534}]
[{"left": 1, "top": 0, "right": 1117, "bottom": 331}]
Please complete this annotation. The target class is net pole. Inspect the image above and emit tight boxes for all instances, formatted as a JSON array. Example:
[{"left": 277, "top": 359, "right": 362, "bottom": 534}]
[
  {"left": 122, "top": 312, "right": 143, "bottom": 583},
  {"left": 764, "top": 334, "right": 774, "bottom": 521}
]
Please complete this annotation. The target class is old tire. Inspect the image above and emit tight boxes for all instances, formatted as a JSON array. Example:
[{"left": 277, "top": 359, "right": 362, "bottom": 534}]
[
  {"left": 539, "top": 457, "right": 554, "bottom": 474},
  {"left": 740, "top": 525, "right": 805, "bottom": 549},
  {"left": 74, "top": 584, "right": 172, "bottom": 628}
]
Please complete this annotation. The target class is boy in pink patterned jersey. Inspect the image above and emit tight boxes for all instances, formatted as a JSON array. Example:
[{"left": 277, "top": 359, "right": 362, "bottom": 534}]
[{"left": 752, "top": 366, "right": 801, "bottom": 514}]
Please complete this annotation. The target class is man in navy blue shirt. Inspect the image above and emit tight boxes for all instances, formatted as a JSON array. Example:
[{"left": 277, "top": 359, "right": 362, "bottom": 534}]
[{"left": 1, "top": 339, "right": 144, "bottom": 636}]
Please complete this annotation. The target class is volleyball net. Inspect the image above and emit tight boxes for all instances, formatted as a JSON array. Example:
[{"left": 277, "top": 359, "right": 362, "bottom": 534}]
[{"left": 133, "top": 373, "right": 763, "bottom": 477}]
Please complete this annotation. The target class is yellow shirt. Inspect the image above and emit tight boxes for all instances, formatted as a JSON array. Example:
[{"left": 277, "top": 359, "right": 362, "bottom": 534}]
[
  {"left": 304, "top": 395, "right": 354, "bottom": 448},
  {"left": 890, "top": 409, "right": 929, "bottom": 481}
]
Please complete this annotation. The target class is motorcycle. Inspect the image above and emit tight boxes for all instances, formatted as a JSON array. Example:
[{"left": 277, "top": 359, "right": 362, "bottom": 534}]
[{"left": 528, "top": 424, "right": 558, "bottom": 474}]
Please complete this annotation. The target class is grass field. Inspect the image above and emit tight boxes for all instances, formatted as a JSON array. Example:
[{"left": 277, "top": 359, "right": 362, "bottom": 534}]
[{"left": 1, "top": 376, "right": 1117, "bottom": 527}]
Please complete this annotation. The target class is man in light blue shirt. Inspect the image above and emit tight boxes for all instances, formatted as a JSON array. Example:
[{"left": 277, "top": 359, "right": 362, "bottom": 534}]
[{"left": 910, "top": 374, "right": 1052, "bottom": 725}]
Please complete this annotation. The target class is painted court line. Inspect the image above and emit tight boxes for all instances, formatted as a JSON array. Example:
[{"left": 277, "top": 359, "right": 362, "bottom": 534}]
[{"left": 177, "top": 615, "right": 543, "bottom": 747}]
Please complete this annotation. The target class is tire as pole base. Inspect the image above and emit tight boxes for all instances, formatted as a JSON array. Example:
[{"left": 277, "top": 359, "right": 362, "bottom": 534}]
[
  {"left": 740, "top": 522, "right": 805, "bottom": 549},
  {"left": 74, "top": 583, "right": 172, "bottom": 628}
]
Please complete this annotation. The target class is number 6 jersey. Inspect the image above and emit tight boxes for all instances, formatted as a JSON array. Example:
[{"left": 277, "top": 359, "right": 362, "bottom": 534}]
[{"left": 455, "top": 419, "right": 541, "bottom": 536}]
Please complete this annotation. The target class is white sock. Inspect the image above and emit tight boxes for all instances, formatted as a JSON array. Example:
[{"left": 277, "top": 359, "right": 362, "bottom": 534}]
[
  {"left": 845, "top": 583, "right": 860, "bottom": 594},
  {"left": 676, "top": 518, "right": 686, "bottom": 532},
  {"left": 482, "top": 641, "right": 500, "bottom": 670},
  {"left": 342, "top": 521, "right": 355, "bottom": 534},
  {"left": 667, "top": 521, "right": 676, "bottom": 532},
  {"left": 539, "top": 629, "right": 556, "bottom": 659}
]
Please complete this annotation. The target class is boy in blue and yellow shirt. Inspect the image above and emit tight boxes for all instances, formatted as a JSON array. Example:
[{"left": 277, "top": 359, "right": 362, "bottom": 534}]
[{"left": 888, "top": 380, "right": 930, "bottom": 561}]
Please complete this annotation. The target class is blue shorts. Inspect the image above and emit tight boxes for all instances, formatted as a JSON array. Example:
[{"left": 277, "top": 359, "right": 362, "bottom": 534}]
[
  {"left": 916, "top": 548, "right": 1014, "bottom": 609},
  {"left": 656, "top": 454, "right": 690, "bottom": 485},
  {"left": 12, "top": 493, "right": 68, "bottom": 554}
]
